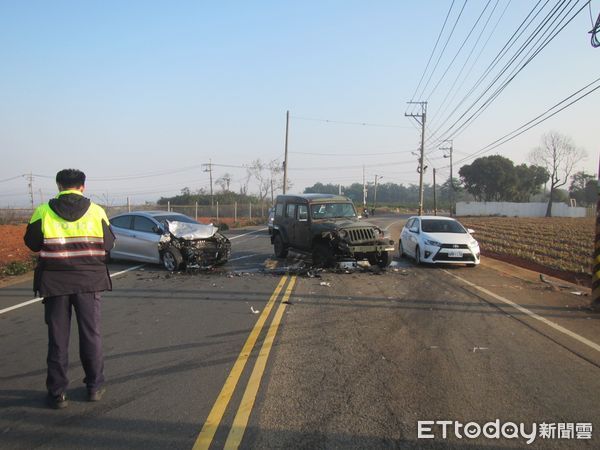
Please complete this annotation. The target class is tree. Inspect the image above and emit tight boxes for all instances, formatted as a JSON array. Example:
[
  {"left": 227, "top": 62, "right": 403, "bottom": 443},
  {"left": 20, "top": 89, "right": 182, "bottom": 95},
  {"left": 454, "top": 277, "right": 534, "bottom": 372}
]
[
  {"left": 569, "top": 171, "right": 597, "bottom": 206},
  {"left": 215, "top": 173, "right": 232, "bottom": 192},
  {"left": 246, "top": 159, "right": 287, "bottom": 204},
  {"left": 459, "top": 155, "right": 517, "bottom": 201},
  {"left": 511, "top": 164, "right": 549, "bottom": 202},
  {"left": 529, "top": 131, "right": 587, "bottom": 217}
]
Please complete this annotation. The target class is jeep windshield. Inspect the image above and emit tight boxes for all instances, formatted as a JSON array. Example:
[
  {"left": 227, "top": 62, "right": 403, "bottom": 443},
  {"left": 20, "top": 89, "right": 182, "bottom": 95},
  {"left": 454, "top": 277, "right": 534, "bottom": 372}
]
[{"left": 310, "top": 203, "right": 357, "bottom": 219}]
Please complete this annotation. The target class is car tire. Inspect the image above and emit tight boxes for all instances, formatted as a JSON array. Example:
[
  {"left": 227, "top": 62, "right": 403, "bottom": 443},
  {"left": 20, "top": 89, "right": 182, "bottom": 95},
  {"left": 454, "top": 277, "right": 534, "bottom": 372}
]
[
  {"left": 377, "top": 250, "right": 393, "bottom": 268},
  {"left": 273, "top": 234, "right": 288, "bottom": 258},
  {"left": 398, "top": 241, "right": 405, "bottom": 258},
  {"left": 312, "top": 242, "right": 335, "bottom": 268},
  {"left": 414, "top": 245, "right": 421, "bottom": 265},
  {"left": 162, "top": 246, "right": 183, "bottom": 272}
]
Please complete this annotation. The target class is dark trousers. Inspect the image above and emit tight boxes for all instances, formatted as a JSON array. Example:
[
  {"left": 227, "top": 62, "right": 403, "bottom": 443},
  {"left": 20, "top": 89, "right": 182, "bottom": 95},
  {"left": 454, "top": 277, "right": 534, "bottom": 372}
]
[{"left": 44, "top": 292, "right": 104, "bottom": 396}]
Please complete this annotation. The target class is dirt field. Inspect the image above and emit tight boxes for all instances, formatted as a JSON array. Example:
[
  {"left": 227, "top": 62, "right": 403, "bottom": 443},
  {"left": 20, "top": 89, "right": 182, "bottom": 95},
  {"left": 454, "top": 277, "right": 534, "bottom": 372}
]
[
  {"left": 460, "top": 216, "right": 594, "bottom": 286},
  {"left": 0, "top": 224, "right": 31, "bottom": 267}
]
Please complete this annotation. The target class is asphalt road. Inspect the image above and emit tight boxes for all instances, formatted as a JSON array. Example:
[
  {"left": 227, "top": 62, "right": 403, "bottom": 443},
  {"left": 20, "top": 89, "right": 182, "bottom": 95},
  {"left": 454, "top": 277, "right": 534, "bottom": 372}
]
[{"left": 1, "top": 215, "right": 599, "bottom": 449}]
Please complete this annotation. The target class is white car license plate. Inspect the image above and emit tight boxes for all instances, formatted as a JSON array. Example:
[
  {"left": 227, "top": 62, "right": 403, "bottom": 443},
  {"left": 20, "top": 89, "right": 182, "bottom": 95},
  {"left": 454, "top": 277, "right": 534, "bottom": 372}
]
[{"left": 448, "top": 250, "right": 462, "bottom": 258}]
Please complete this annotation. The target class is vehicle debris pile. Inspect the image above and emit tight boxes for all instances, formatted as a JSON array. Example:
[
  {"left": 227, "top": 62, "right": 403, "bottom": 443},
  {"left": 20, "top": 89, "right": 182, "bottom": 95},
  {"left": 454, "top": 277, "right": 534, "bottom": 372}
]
[{"left": 159, "top": 221, "right": 231, "bottom": 270}]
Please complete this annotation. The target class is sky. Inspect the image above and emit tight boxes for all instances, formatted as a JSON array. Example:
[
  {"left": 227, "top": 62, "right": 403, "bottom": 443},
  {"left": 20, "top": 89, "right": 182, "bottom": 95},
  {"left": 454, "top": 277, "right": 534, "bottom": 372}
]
[{"left": 0, "top": 0, "right": 598, "bottom": 207}]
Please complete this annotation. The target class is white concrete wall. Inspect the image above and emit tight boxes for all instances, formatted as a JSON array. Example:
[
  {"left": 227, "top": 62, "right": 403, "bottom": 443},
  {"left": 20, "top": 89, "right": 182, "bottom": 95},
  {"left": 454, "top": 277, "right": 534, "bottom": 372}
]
[{"left": 455, "top": 201, "right": 587, "bottom": 218}]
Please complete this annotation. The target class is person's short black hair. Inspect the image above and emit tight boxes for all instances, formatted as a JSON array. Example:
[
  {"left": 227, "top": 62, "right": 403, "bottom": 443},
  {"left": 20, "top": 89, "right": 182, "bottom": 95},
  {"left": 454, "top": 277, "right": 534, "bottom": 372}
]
[{"left": 56, "top": 169, "right": 86, "bottom": 188}]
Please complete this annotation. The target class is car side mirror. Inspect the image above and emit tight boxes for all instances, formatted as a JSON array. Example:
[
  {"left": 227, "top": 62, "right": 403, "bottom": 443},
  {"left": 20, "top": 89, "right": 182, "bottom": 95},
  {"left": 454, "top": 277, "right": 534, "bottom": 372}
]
[
  {"left": 152, "top": 225, "right": 163, "bottom": 234},
  {"left": 467, "top": 228, "right": 475, "bottom": 234}
]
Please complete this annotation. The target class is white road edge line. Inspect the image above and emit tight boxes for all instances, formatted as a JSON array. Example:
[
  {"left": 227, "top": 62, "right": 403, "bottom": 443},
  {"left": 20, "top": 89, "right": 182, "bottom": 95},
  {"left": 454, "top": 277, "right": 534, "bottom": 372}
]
[
  {"left": 444, "top": 270, "right": 600, "bottom": 354},
  {"left": 228, "top": 228, "right": 268, "bottom": 240},
  {"left": 0, "top": 263, "right": 146, "bottom": 316}
]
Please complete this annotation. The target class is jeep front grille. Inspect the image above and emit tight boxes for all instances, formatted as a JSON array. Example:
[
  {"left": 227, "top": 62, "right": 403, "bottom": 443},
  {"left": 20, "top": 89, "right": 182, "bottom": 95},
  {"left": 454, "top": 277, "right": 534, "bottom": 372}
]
[{"left": 346, "top": 228, "right": 376, "bottom": 243}]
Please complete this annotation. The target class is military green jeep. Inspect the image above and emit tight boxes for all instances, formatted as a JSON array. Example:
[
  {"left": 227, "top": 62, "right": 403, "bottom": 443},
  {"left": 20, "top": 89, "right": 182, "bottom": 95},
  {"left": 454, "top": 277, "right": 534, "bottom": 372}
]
[{"left": 270, "top": 194, "right": 395, "bottom": 268}]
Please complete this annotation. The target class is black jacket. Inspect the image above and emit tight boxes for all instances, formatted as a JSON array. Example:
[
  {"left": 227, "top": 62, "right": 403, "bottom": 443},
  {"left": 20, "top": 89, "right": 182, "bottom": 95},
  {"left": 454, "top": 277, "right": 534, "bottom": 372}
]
[{"left": 24, "top": 193, "right": 116, "bottom": 297}]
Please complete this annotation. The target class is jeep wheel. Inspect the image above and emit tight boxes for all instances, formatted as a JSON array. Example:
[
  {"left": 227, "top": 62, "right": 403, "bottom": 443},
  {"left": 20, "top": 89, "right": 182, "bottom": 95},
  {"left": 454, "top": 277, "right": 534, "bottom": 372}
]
[
  {"left": 312, "top": 243, "right": 335, "bottom": 268},
  {"left": 162, "top": 246, "right": 183, "bottom": 272},
  {"left": 273, "top": 234, "right": 288, "bottom": 258}
]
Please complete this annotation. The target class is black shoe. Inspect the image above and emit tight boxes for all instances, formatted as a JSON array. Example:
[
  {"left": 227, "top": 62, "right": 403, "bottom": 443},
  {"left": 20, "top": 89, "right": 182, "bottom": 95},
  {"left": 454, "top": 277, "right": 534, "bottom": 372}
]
[
  {"left": 47, "top": 392, "right": 68, "bottom": 409},
  {"left": 87, "top": 388, "right": 105, "bottom": 402}
]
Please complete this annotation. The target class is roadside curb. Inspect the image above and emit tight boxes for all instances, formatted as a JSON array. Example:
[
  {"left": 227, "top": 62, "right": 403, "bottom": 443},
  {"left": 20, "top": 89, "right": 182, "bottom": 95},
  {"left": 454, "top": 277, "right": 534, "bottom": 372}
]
[{"left": 0, "top": 272, "right": 33, "bottom": 289}]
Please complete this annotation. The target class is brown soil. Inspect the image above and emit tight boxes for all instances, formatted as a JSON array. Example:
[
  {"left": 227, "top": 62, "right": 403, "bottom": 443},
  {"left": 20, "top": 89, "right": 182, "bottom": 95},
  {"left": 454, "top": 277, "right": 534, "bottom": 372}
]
[{"left": 0, "top": 224, "right": 33, "bottom": 267}]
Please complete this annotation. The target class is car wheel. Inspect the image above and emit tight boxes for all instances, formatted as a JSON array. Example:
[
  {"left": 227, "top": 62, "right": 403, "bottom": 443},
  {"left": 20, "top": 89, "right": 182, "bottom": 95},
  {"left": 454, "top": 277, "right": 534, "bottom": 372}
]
[
  {"left": 398, "top": 240, "right": 405, "bottom": 258},
  {"left": 377, "top": 250, "right": 393, "bottom": 268},
  {"left": 414, "top": 245, "right": 421, "bottom": 265},
  {"left": 312, "top": 242, "right": 335, "bottom": 268},
  {"left": 162, "top": 246, "right": 183, "bottom": 272},
  {"left": 273, "top": 234, "right": 288, "bottom": 258}
]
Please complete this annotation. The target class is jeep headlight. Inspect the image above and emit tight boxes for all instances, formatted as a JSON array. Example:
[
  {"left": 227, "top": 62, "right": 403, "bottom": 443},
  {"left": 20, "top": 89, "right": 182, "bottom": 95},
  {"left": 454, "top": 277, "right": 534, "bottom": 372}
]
[
  {"left": 424, "top": 239, "right": 441, "bottom": 247},
  {"left": 374, "top": 227, "right": 385, "bottom": 238},
  {"left": 338, "top": 229, "right": 348, "bottom": 239}
]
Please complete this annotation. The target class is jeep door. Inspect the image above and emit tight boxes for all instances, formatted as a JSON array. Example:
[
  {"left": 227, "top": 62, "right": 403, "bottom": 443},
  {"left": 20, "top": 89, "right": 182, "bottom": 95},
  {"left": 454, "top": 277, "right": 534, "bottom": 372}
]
[
  {"left": 283, "top": 203, "right": 297, "bottom": 246},
  {"left": 293, "top": 204, "right": 311, "bottom": 250}
]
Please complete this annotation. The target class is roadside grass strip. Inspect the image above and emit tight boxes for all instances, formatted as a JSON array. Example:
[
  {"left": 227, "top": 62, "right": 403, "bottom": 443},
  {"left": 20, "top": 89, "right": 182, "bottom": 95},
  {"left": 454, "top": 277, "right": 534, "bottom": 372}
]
[{"left": 193, "top": 275, "right": 294, "bottom": 450}]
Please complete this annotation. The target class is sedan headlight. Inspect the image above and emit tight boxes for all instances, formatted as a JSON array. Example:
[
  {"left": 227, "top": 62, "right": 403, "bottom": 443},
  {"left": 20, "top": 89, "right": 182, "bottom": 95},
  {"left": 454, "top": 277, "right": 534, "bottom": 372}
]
[
  {"left": 468, "top": 239, "right": 479, "bottom": 248},
  {"left": 424, "top": 239, "right": 441, "bottom": 247}
]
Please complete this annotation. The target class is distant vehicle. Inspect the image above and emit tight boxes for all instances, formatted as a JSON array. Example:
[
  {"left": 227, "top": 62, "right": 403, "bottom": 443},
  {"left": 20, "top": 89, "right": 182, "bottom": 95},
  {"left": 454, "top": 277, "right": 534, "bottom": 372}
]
[
  {"left": 399, "top": 216, "right": 480, "bottom": 267},
  {"left": 109, "top": 211, "right": 231, "bottom": 271},
  {"left": 267, "top": 207, "right": 275, "bottom": 235},
  {"left": 271, "top": 194, "right": 395, "bottom": 268}
]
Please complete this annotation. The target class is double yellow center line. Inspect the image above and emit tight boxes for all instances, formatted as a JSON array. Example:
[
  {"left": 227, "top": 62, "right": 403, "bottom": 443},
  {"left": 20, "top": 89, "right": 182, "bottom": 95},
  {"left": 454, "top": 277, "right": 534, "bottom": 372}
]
[{"left": 193, "top": 275, "right": 297, "bottom": 450}]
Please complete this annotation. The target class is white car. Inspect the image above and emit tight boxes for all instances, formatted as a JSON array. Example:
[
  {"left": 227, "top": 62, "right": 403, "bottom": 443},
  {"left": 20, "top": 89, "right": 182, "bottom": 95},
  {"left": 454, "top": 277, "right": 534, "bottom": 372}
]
[{"left": 399, "top": 216, "right": 480, "bottom": 266}]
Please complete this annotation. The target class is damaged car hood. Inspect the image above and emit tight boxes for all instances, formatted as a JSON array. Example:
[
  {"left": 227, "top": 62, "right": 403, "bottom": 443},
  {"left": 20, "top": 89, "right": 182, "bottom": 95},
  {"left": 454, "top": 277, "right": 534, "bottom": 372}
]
[{"left": 167, "top": 221, "right": 219, "bottom": 240}]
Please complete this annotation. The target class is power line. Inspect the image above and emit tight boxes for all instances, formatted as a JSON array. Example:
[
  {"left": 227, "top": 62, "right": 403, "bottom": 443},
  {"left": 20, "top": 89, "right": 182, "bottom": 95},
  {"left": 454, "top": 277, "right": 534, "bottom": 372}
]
[
  {"left": 412, "top": 0, "right": 469, "bottom": 108},
  {"left": 290, "top": 150, "right": 416, "bottom": 156},
  {"left": 427, "top": 0, "right": 509, "bottom": 126},
  {"left": 443, "top": 75, "right": 600, "bottom": 168},
  {"left": 409, "top": 0, "right": 456, "bottom": 103},
  {"left": 425, "top": 0, "right": 551, "bottom": 144},
  {"left": 291, "top": 115, "right": 412, "bottom": 129},
  {"left": 429, "top": 0, "right": 586, "bottom": 147},
  {"left": 424, "top": 0, "right": 495, "bottom": 101}
]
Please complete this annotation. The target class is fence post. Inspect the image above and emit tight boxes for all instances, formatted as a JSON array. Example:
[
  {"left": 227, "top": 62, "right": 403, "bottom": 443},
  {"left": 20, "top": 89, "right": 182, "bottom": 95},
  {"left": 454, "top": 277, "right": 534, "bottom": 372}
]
[
  {"left": 234, "top": 201, "right": 237, "bottom": 222},
  {"left": 249, "top": 202, "right": 252, "bottom": 220},
  {"left": 127, "top": 197, "right": 131, "bottom": 213},
  {"left": 216, "top": 201, "right": 219, "bottom": 221}
]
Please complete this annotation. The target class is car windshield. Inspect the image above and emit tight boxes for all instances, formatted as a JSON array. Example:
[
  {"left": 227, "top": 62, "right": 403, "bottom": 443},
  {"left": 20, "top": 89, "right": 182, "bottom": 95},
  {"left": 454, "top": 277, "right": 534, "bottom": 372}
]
[
  {"left": 311, "top": 203, "right": 356, "bottom": 219},
  {"left": 154, "top": 214, "right": 199, "bottom": 227},
  {"left": 421, "top": 219, "right": 467, "bottom": 233}
]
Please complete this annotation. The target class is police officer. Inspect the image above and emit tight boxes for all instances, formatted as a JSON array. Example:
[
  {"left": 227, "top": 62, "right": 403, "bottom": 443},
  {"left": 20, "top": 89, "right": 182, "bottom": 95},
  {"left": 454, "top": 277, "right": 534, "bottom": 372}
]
[{"left": 24, "top": 169, "right": 115, "bottom": 409}]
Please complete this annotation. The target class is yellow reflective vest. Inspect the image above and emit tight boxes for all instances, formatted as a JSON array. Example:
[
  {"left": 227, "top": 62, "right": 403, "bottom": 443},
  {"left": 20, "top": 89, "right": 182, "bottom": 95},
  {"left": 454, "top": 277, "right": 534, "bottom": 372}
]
[{"left": 30, "top": 190, "right": 109, "bottom": 263}]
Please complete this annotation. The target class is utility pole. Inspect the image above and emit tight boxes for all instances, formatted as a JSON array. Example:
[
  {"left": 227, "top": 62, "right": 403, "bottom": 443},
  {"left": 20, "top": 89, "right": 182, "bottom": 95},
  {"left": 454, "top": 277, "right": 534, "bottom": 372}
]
[
  {"left": 373, "top": 175, "right": 382, "bottom": 212},
  {"left": 27, "top": 172, "right": 34, "bottom": 210},
  {"left": 283, "top": 110, "right": 290, "bottom": 194},
  {"left": 592, "top": 155, "right": 600, "bottom": 311},
  {"left": 440, "top": 139, "right": 454, "bottom": 216},
  {"left": 362, "top": 165, "right": 367, "bottom": 210},
  {"left": 202, "top": 160, "right": 214, "bottom": 206},
  {"left": 433, "top": 168, "right": 437, "bottom": 216},
  {"left": 405, "top": 101, "right": 427, "bottom": 215}
]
